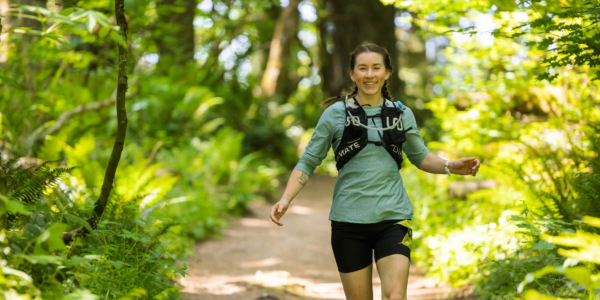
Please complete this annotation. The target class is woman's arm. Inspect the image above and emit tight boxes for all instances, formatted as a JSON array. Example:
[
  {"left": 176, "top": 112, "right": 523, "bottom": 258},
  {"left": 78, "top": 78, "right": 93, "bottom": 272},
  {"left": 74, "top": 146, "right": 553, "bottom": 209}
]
[
  {"left": 270, "top": 105, "right": 338, "bottom": 226},
  {"left": 418, "top": 153, "right": 480, "bottom": 176},
  {"left": 270, "top": 169, "right": 309, "bottom": 226}
]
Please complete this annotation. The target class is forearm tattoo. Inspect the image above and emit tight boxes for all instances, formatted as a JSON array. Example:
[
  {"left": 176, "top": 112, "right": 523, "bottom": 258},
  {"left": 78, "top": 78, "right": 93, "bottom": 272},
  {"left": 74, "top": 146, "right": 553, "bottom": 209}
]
[{"left": 297, "top": 173, "right": 308, "bottom": 186}]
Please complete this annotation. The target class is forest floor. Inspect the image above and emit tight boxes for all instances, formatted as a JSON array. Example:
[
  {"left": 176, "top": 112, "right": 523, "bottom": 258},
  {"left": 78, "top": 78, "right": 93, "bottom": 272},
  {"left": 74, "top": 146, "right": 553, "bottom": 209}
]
[{"left": 180, "top": 175, "right": 475, "bottom": 300}]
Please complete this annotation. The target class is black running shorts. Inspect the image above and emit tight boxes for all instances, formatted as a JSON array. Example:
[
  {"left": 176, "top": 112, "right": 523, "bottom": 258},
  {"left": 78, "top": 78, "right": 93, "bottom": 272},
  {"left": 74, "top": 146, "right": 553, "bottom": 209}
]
[{"left": 331, "top": 219, "right": 411, "bottom": 273}]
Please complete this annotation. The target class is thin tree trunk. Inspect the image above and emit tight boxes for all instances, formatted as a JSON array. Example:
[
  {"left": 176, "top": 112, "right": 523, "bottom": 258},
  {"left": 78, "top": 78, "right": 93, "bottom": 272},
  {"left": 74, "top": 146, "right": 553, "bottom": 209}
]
[
  {"left": 62, "top": 0, "right": 128, "bottom": 244},
  {"left": 260, "top": 0, "right": 299, "bottom": 97}
]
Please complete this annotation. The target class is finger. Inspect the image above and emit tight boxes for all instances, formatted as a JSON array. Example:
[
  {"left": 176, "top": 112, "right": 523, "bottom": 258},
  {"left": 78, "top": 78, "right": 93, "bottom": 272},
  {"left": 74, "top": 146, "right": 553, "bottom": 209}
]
[
  {"left": 270, "top": 212, "right": 278, "bottom": 224},
  {"left": 270, "top": 205, "right": 279, "bottom": 222},
  {"left": 271, "top": 214, "right": 283, "bottom": 226},
  {"left": 273, "top": 213, "right": 283, "bottom": 226},
  {"left": 278, "top": 205, "right": 283, "bottom": 212}
]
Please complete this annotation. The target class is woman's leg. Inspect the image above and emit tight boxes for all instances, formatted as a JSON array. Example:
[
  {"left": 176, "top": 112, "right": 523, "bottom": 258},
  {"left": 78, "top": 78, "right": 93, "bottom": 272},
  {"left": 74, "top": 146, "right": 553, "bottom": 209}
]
[
  {"left": 373, "top": 222, "right": 411, "bottom": 300},
  {"left": 376, "top": 254, "right": 410, "bottom": 300},
  {"left": 339, "top": 264, "right": 374, "bottom": 300},
  {"left": 331, "top": 221, "right": 374, "bottom": 300}
]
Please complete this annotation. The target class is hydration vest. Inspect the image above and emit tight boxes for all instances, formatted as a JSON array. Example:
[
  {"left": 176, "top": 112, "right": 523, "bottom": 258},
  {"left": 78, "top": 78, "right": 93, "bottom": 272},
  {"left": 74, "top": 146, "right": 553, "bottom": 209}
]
[{"left": 334, "top": 97, "right": 412, "bottom": 171}]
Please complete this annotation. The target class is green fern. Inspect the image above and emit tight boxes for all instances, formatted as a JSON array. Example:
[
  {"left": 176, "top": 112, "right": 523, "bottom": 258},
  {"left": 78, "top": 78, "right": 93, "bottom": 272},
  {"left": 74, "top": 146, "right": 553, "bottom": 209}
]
[{"left": 1, "top": 158, "right": 77, "bottom": 204}]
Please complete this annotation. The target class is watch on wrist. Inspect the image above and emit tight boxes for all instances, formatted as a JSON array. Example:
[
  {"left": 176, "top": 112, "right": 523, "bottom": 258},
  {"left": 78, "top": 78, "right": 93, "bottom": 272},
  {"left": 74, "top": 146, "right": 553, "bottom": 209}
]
[{"left": 444, "top": 160, "right": 451, "bottom": 176}]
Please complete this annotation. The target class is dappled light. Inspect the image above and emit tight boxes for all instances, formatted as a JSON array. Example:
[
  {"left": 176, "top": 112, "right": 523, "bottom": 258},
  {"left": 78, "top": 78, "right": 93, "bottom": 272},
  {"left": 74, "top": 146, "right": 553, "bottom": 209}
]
[
  {"left": 181, "top": 178, "right": 461, "bottom": 300},
  {"left": 1, "top": 0, "right": 599, "bottom": 299}
]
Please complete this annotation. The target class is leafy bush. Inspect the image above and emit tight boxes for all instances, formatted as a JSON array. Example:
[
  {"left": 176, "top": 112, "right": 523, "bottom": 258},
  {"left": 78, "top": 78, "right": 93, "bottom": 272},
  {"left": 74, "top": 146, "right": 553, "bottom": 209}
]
[
  {"left": 518, "top": 216, "right": 600, "bottom": 300},
  {"left": 0, "top": 158, "right": 184, "bottom": 299},
  {"left": 155, "top": 127, "right": 283, "bottom": 240}
]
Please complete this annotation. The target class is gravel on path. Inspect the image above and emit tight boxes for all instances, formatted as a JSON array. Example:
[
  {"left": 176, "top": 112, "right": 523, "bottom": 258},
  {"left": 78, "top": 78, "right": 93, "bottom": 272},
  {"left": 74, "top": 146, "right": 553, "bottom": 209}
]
[{"left": 181, "top": 175, "right": 472, "bottom": 300}]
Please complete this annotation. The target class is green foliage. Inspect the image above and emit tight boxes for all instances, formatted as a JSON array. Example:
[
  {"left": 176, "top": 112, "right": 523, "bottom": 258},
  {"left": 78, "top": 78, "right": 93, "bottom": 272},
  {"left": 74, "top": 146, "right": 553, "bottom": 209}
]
[
  {"left": 156, "top": 127, "right": 283, "bottom": 239},
  {"left": 383, "top": 0, "right": 600, "bottom": 298},
  {"left": 5, "top": 0, "right": 599, "bottom": 298},
  {"left": 518, "top": 216, "right": 600, "bottom": 300},
  {"left": 514, "top": 1, "right": 600, "bottom": 82},
  {"left": 1, "top": 0, "right": 292, "bottom": 296},
  {"left": 0, "top": 159, "right": 182, "bottom": 298}
]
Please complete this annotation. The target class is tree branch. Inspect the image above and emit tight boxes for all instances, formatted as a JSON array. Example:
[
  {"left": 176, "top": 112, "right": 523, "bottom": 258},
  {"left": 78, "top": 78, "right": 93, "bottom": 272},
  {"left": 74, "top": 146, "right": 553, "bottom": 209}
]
[
  {"left": 28, "top": 77, "right": 139, "bottom": 147},
  {"left": 34, "top": 91, "right": 116, "bottom": 138}
]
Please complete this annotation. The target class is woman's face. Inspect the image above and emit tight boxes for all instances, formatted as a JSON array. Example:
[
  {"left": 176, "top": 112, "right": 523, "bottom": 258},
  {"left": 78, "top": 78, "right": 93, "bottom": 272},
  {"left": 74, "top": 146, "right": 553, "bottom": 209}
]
[{"left": 350, "top": 52, "right": 391, "bottom": 97}]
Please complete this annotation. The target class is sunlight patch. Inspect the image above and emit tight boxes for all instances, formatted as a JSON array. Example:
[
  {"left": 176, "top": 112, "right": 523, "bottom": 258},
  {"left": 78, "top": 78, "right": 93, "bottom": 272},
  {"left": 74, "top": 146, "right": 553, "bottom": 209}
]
[{"left": 240, "top": 218, "right": 271, "bottom": 227}]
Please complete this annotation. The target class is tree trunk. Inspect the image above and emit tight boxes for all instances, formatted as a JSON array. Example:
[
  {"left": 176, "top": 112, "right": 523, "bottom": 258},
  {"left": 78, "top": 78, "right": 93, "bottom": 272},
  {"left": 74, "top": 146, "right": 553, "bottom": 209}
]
[
  {"left": 319, "top": 0, "right": 399, "bottom": 98},
  {"left": 155, "top": 0, "right": 195, "bottom": 73},
  {"left": 63, "top": 0, "right": 129, "bottom": 244},
  {"left": 261, "top": 0, "right": 300, "bottom": 98}
]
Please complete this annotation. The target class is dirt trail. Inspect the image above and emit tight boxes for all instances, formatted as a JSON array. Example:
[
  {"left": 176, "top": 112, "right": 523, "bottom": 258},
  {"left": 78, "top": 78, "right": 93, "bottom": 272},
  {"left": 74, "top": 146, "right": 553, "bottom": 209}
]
[{"left": 181, "top": 175, "right": 467, "bottom": 300}]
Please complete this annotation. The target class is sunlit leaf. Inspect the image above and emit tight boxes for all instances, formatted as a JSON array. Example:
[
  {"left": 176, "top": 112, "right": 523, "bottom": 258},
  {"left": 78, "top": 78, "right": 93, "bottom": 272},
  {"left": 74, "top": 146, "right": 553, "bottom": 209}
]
[
  {"left": 16, "top": 253, "right": 63, "bottom": 265},
  {"left": 87, "top": 12, "right": 96, "bottom": 33},
  {"left": 63, "top": 289, "right": 99, "bottom": 300},
  {"left": 1, "top": 267, "right": 33, "bottom": 282},
  {"left": 522, "top": 289, "right": 576, "bottom": 300},
  {"left": 582, "top": 216, "right": 600, "bottom": 228}
]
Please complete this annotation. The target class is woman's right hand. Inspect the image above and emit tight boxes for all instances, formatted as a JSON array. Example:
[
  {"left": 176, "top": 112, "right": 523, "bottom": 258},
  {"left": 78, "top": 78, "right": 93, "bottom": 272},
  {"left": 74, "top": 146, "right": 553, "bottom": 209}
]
[{"left": 270, "top": 199, "right": 290, "bottom": 226}]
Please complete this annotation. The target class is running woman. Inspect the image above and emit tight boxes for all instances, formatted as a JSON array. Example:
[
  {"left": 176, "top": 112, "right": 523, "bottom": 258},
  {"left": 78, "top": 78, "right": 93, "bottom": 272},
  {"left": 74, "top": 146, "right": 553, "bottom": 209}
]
[{"left": 270, "top": 42, "right": 480, "bottom": 300}]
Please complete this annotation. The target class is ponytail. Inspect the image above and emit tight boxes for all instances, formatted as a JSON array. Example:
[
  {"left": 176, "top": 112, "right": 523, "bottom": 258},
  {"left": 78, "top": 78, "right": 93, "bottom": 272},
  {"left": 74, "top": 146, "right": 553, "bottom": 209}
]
[
  {"left": 321, "top": 84, "right": 359, "bottom": 109},
  {"left": 381, "top": 80, "right": 393, "bottom": 101}
]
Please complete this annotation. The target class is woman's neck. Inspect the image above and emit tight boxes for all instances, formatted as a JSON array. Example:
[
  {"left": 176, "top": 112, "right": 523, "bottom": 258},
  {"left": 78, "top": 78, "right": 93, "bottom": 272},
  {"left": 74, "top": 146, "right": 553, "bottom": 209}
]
[{"left": 355, "top": 92, "right": 384, "bottom": 107}]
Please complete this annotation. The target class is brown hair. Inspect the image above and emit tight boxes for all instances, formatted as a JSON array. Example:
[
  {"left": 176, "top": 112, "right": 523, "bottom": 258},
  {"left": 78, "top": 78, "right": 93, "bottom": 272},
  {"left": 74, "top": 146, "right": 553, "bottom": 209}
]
[{"left": 321, "top": 42, "right": 394, "bottom": 108}]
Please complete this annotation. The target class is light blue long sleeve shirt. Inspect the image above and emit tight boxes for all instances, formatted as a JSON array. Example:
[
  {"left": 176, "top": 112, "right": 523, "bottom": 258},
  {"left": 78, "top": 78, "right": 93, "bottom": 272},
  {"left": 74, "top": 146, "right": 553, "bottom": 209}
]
[{"left": 294, "top": 100, "right": 429, "bottom": 223}]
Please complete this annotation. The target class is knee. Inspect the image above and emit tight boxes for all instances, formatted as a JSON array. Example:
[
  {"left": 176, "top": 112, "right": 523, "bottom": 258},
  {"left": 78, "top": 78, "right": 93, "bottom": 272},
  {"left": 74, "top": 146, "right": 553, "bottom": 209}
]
[{"left": 384, "top": 292, "right": 406, "bottom": 300}]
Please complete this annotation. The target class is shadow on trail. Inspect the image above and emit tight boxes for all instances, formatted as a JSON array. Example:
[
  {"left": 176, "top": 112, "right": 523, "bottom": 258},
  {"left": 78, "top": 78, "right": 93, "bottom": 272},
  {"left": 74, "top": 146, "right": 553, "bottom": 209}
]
[{"left": 181, "top": 175, "right": 474, "bottom": 300}]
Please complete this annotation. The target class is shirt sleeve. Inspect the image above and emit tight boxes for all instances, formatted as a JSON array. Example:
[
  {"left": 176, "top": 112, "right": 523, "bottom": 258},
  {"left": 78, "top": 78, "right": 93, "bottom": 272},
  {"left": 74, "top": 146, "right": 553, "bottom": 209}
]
[
  {"left": 400, "top": 106, "right": 429, "bottom": 167},
  {"left": 294, "top": 106, "right": 337, "bottom": 177}
]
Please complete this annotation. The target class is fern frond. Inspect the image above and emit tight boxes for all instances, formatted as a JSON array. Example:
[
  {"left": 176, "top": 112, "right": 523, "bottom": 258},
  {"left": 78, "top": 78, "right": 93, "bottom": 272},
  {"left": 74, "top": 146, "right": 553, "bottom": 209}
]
[
  {"left": 4, "top": 159, "right": 76, "bottom": 204},
  {"left": 34, "top": 159, "right": 62, "bottom": 172},
  {"left": 1, "top": 158, "right": 19, "bottom": 173}
]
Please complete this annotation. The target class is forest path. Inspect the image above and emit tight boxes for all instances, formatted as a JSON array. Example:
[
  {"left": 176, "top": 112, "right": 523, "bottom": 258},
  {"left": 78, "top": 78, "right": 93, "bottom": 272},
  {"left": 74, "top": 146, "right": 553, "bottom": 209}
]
[{"left": 181, "top": 175, "right": 469, "bottom": 300}]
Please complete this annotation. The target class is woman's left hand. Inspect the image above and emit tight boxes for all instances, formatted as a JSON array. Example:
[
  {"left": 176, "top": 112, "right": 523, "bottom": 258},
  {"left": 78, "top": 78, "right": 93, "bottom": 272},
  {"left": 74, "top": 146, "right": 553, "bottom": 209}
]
[{"left": 450, "top": 157, "right": 480, "bottom": 176}]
